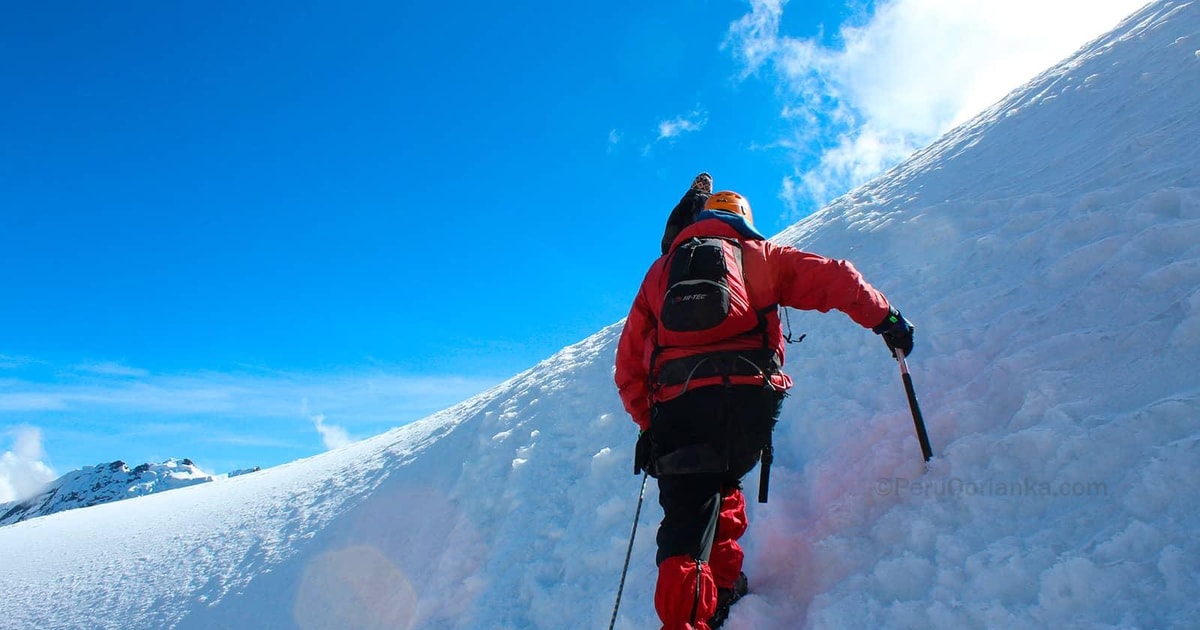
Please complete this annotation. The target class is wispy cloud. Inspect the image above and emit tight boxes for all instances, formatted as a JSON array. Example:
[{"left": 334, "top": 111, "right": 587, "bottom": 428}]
[
  {"left": 657, "top": 109, "right": 708, "bottom": 141},
  {"left": 73, "top": 361, "right": 150, "bottom": 378},
  {"left": 607, "top": 128, "right": 622, "bottom": 153},
  {"left": 205, "top": 433, "right": 310, "bottom": 449},
  {"left": 0, "top": 426, "right": 57, "bottom": 503},
  {"left": 0, "top": 361, "right": 502, "bottom": 474},
  {"left": 726, "top": 0, "right": 1147, "bottom": 216},
  {"left": 0, "top": 392, "right": 69, "bottom": 412},
  {"left": 0, "top": 355, "right": 40, "bottom": 370},
  {"left": 0, "top": 367, "right": 499, "bottom": 424},
  {"left": 124, "top": 422, "right": 307, "bottom": 450}
]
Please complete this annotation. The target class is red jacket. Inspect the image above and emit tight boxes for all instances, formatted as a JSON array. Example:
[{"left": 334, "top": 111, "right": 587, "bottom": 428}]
[{"left": 615, "top": 214, "right": 891, "bottom": 430}]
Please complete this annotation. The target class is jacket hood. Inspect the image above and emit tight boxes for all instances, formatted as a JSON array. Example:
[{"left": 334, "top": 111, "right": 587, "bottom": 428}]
[{"left": 667, "top": 211, "right": 766, "bottom": 252}]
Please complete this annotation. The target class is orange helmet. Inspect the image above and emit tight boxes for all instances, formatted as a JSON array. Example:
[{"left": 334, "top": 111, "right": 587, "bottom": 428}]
[{"left": 704, "top": 190, "right": 753, "bottom": 225}]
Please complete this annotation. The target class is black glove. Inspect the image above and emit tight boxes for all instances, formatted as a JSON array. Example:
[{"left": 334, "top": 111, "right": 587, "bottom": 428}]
[
  {"left": 634, "top": 429, "right": 656, "bottom": 476},
  {"left": 873, "top": 307, "right": 915, "bottom": 358}
]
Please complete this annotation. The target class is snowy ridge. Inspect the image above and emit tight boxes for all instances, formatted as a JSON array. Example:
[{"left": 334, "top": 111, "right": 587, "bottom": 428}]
[
  {"left": 751, "top": 2, "right": 1200, "bottom": 627},
  {"left": 0, "top": 458, "right": 229, "bottom": 526},
  {"left": 1, "top": 1, "right": 1199, "bottom": 628}
]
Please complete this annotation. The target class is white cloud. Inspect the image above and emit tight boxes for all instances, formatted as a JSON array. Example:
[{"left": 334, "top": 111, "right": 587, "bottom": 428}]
[
  {"left": 0, "top": 392, "right": 68, "bottom": 412},
  {"left": 657, "top": 109, "right": 708, "bottom": 140},
  {"left": 727, "top": 0, "right": 1148, "bottom": 214},
  {"left": 725, "top": 0, "right": 785, "bottom": 78},
  {"left": 73, "top": 361, "right": 150, "bottom": 378},
  {"left": 607, "top": 128, "right": 622, "bottom": 151},
  {"left": 0, "top": 355, "right": 501, "bottom": 475},
  {"left": 310, "top": 414, "right": 353, "bottom": 450},
  {"left": 0, "top": 355, "right": 30, "bottom": 370},
  {"left": 0, "top": 364, "right": 499, "bottom": 470},
  {"left": 0, "top": 426, "right": 57, "bottom": 503},
  {"left": 0, "top": 368, "right": 498, "bottom": 424}
]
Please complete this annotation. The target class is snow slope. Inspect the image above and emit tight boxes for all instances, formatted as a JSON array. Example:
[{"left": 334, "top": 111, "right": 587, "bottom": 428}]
[{"left": 1, "top": 1, "right": 1198, "bottom": 628}]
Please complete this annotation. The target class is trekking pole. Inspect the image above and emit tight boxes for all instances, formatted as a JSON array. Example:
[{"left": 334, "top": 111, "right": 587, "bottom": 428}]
[
  {"left": 608, "top": 471, "right": 649, "bottom": 630},
  {"left": 895, "top": 348, "right": 933, "bottom": 462}
]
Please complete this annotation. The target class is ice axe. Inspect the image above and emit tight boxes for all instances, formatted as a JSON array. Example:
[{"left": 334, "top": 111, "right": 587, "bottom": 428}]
[{"left": 895, "top": 348, "right": 933, "bottom": 462}]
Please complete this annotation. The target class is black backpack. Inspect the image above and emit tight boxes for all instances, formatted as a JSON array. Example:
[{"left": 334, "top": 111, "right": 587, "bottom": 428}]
[{"left": 658, "top": 236, "right": 759, "bottom": 348}]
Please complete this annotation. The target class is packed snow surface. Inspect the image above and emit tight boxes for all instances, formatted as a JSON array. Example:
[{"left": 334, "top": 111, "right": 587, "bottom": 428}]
[{"left": 1, "top": 1, "right": 1198, "bottom": 628}]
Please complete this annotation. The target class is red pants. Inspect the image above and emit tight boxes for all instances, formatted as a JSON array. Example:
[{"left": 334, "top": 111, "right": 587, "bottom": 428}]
[{"left": 654, "top": 486, "right": 748, "bottom": 629}]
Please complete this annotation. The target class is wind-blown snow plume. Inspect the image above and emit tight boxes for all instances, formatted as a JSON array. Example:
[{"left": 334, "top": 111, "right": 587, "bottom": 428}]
[{"left": 312, "top": 413, "right": 353, "bottom": 450}]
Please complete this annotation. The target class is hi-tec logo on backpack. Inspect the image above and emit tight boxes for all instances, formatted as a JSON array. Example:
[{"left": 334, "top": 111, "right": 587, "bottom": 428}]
[{"left": 659, "top": 237, "right": 758, "bottom": 346}]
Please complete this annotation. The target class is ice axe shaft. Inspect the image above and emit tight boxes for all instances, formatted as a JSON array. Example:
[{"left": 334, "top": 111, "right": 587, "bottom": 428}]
[
  {"left": 758, "top": 441, "right": 773, "bottom": 503},
  {"left": 895, "top": 349, "right": 933, "bottom": 462}
]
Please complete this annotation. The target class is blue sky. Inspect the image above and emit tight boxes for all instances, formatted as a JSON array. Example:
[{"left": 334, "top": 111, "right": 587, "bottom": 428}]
[{"left": 0, "top": 0, "right": 1145, "bottom": 493}]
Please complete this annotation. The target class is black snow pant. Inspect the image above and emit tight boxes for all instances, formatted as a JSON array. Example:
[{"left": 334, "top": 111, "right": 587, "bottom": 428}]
[{"left": 649, "top": 385, "right": 784, "bottom": 566}]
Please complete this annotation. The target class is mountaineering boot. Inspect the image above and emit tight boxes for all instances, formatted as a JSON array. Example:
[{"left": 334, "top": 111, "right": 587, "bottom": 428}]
[
  {"left": 691, "top": 172, "right": 713, "bottom": 195},
  {"left": 709, "top": 571, "right": 748, "bottom": 628}
]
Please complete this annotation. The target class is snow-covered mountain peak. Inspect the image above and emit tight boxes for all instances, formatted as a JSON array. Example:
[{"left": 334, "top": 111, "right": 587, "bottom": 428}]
[{"left": 0, "top": 457, "right": 260, "bottom": 527}]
